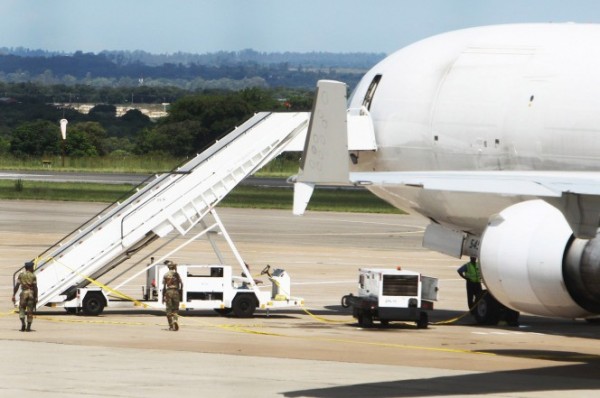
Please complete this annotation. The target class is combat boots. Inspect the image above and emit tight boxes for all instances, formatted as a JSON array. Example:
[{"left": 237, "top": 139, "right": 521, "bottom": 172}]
[
  {"left": 26, "top": 322, "right": 32, "bottom": 332},
  {"left": 20, "top": 319, "right": 25, "bottom": 332},
  {"left": 173, "top": 321, "right": 179, "bottom": 331}
]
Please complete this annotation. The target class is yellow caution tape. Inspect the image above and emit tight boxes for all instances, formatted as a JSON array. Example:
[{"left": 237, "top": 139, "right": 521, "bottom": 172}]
[
  {"left": 430, "top": 291, "right": 488, "bottom": 325},
  {"left": 51, "top": 257, "right": 151, "bottom": 309}
]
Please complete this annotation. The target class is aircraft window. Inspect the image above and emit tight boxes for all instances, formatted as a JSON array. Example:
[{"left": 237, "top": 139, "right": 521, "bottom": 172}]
[{"left": 362, "top": 74, "right": 382, "bottom": 111}]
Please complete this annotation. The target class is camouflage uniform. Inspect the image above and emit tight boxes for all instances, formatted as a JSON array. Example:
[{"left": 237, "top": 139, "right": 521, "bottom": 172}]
[
  {"left": 162, "top": 263, "right": 182, "bottom": 331},
  {"left": 14, "top": 264, "right": 37, "bottom": 332}
]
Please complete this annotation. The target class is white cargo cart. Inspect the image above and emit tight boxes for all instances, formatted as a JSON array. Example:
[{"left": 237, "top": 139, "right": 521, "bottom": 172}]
[{"left": 341, "top": 268, "right": 439, "bottom": 328}]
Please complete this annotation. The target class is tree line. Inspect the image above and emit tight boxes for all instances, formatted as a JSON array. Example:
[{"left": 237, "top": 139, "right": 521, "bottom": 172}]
[
  {"left": 0, "top": 49, "right": 383, "bottom": 91},
  {"left": 0, "top": 83, "right": 314, "bottom": 159},
  {"left": 0, "top": 48, "right": 371, "bottom": 162},
  {"left": 3, "top": 47, "right": 385, "bottom": 68}
]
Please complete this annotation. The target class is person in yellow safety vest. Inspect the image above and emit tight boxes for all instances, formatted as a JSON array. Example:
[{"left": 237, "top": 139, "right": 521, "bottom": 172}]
[{"left": 457, "top": 256, "right": 482, "bottom": 315}]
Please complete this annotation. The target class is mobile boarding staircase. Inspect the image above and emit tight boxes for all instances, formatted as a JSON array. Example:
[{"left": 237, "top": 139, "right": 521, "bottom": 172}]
[{"left": 13, "top": 112, "right": 309, "bottom": 310}]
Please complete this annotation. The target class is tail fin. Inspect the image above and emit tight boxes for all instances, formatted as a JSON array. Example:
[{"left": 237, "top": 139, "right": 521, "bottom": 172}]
[
  {"left": 293, "top": 80, "right": 349, "bottom": 215},
  {"left": 298, "top": 80, "right": 349, "bottom": 184}
]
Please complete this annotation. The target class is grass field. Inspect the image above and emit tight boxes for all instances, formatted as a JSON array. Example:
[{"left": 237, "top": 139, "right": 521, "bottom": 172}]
[
  {"left": 0, "top": 153, "right": 300, "bottom": 176},
  {"left": 0, "top": 179, "right": 403, "bottom": 214},
  {"left": 0, "top": 151, "right": 403, "bottom": 214}
]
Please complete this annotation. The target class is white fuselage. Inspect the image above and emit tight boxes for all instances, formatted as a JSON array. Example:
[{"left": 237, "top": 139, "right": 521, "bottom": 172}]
[{"left": 348, "top": 23, "right": 600, "bottom": 234}]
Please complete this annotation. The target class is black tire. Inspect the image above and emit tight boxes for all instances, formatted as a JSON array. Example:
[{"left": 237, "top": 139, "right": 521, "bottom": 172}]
[
  {"left": 474, "top": 291, "right": 501, "bottom": 325},
  {"left": 380, "top": 319, "right": 390, "bottom": 326},
  {"left": 82, "top": 293, "right": 105, "bottom": 316},
  {"left": 416, "top": 312, "right": 429, "bottom": 329},
  {"left": 357, "top": 310, "right": 373, "bottom": 328},
  {"left": 232, "top": 294, "right": 257, "bottom": 318},
  {"left": 214, "top": 308, "right": 233, "bottom": 316}
]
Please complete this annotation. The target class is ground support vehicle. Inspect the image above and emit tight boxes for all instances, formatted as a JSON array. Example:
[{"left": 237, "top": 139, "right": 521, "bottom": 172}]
[
  {"left": 12, "top": 112, "right": 311, "bottom": 317},
  {"left": 61, "top": 262, "right": 303, "bottom": 317},
  {"left": 341, "top": 268, "right": 439, "bottom": 328}
]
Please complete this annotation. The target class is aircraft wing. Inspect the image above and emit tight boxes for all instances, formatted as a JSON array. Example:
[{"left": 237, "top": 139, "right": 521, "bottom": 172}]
[
  {"left": 350, "top": 170, "right": 600, "bottom": 239},
  {"left": 349, "top": 170, "right": 600, "bottom": 197}
]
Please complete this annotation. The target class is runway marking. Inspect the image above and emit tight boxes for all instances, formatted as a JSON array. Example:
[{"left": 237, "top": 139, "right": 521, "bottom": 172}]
[
  {"left": 234, "top": 231, "right": 423, "bottom": 237},
  {"left": 472, "top": 331, "right": 545, "bottom": 336},
  {"left": 0, "top": 173, "right": 53, "bottom": 179},
  {"left": 30, "top": 313, "right": 593, "bottom": 361},
  {"left": 36, "top": 315, "right": 149, "bottom": 326},
  {"left": 318, "top": 217, "right": 426, "bottom": 229},
  {"left": 293, "top": 280, "right": 356, "bottom": 286},
  {"left": 26, "top": 312, "right": 501, "bottom": 358}
]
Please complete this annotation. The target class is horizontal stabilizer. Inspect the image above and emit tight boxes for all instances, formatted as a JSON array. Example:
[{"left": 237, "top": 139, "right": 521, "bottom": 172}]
[{"left": 292, "top": 182, "right": 315, "bottom": 215}]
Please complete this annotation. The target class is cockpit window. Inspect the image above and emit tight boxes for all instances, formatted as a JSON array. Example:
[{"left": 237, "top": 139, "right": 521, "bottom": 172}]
[{"left": 362, "top": 74, "right": 382, "bottom": 111}]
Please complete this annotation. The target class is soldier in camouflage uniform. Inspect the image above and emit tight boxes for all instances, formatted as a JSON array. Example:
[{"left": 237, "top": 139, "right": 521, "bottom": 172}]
[
  {"left": 162, "top": 260, "right": 183, "bottom": 331},
  {"left": 12, "top": 261, "right": 38, "bottom": 332}
]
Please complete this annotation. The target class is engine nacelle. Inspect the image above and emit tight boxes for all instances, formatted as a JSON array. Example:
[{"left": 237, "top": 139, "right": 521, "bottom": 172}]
[{"left": 480, "top": 199, "right": 600, "bottom": 318}]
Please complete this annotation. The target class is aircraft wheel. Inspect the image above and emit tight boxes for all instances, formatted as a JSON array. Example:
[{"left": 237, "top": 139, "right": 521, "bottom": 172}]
[
  {"left": 504, "top": 309, "right": 520, "bottom": 327},
  {"left": 474, "top": 291, "right": 500, "bottom": 325}
]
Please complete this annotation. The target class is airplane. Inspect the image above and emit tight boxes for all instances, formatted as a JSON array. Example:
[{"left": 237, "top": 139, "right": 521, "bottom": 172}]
[{"left": 287, "top": 23, "right": 600, "bottom": 325}]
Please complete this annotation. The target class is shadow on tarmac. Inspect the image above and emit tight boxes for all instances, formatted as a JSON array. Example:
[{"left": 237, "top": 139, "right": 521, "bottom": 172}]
[
  {"left": 275, "top": 309, "right": 600, "bottom": 397},
  {"left": 283, "top": 351, "right": 600, "bottom": 397},
  {"left": 283, "top": 358, "right": 600, "bottom": 398}
]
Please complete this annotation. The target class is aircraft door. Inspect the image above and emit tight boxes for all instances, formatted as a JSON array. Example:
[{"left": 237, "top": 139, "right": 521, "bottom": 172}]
[{"left": 362, "top": 74, "right": 382, "bottom": 111}]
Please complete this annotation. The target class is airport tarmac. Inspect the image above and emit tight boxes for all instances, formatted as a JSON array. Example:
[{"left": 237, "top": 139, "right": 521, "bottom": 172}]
[{"left": 1, "top": 200, "right": 599, "bottom": 397}]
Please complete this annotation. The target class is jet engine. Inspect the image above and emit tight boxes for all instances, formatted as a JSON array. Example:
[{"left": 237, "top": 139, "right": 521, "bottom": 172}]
[{"left": 479, "top": 199, "right": 600, "bottom": 318}]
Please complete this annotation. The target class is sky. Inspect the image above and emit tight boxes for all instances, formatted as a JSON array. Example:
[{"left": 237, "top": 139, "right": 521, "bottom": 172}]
[{"left": 3, "top": 0, "right": 600, "bottom": 55}]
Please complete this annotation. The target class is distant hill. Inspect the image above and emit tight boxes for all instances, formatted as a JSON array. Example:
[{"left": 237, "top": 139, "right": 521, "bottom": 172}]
[{"left": 0, "top": 47, "right": 385, "bottom": 90}]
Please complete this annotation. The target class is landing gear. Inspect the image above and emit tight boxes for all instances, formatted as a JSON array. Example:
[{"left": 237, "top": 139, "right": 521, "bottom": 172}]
[{"left": 474, "top": 290, "right": 519, "bottom": 326}]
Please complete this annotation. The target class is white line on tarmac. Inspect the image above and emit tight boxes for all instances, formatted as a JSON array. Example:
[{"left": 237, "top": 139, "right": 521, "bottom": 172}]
[
  {"left": 0, "top": 173, "right": 53, "bottom": 179},
  {"left": 293, "top": 280, "right": 356, "bottom": 286},
  {"left": 234, "top": 231, "right": 423, "bottom": 237}
]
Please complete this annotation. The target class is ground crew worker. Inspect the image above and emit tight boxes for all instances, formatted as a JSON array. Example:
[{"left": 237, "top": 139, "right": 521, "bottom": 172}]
[
  {"left": 457, "top": 256, "right": 482, "bottom": 314},
  {"left": 12, "top": 261, "right": 38, "bottom": 332},
  {"left": 162, "top": 260, "right": 183, "bottom": 331}
]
